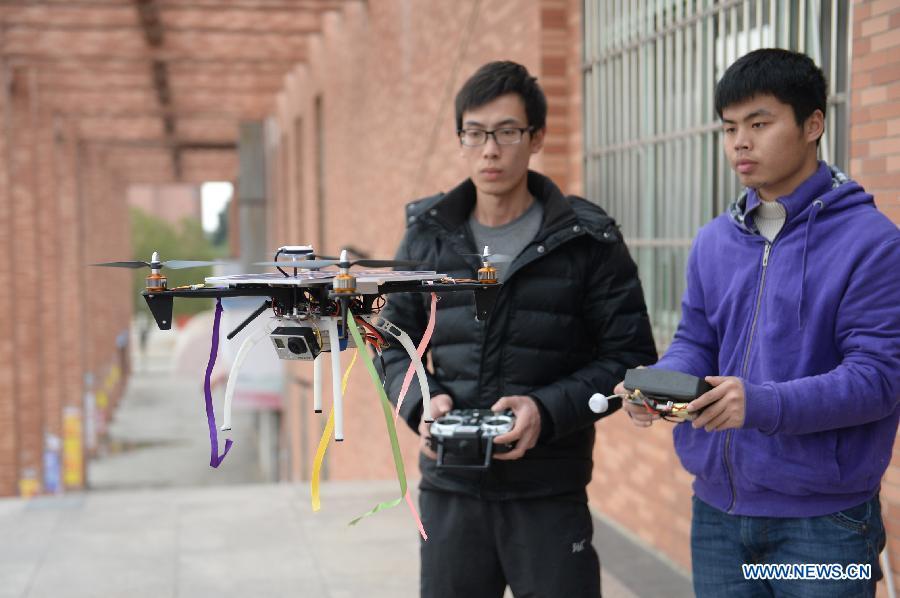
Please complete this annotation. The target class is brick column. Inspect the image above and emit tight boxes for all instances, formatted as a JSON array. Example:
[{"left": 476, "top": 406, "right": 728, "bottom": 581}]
[
  {"left": 9, "top": 66, "right": 44, "bottom": 497},
  {"left": 566, "top": 0, "right": 584, "bottom": 197},
  {"left": 56, "top": 120, "right": 86, "bottom": 490},
  {"left": 0, "top": 63, "right": 18, "bottom": 496},
  {"left": 540, "top": 0, "right": 574, "bottom": 191},
  {"left": 37, "top": 109, "right": 63, "bottom": 493},
  {"left": 850, "top": 0, "right": 900, "bottom": 223},
  {"left": 80, "top": 146, "right": 132, "bottom": 454}
]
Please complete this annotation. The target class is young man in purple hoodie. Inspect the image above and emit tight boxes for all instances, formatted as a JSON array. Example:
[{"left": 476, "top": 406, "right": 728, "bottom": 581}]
[{"left": 617, "top": 48, "right": 900, "bottom": 596}]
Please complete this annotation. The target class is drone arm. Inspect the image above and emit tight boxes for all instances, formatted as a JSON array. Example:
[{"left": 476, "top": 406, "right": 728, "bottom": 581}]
[{"left": 226, "top": 300, "right": 271, "bottom": 340}]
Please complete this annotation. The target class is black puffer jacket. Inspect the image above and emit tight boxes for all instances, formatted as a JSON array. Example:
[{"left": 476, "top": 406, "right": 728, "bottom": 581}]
[{"left": 379, "top": 171, "right": 657, "bottom": 499}]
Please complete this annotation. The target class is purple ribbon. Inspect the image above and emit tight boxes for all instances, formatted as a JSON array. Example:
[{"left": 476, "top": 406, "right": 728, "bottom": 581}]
[{"left": 204, "top": 298, "right": 232, "bottom": 467}]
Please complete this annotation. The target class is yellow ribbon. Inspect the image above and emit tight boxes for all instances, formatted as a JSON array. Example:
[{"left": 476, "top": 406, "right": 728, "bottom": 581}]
[{"left": 310, "top": 348, "right": 358, "bottom": 511}]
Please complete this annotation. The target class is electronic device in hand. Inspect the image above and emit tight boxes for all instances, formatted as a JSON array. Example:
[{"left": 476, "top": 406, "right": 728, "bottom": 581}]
[
  {"left": 623, "top": 368, "right": 712, "bottom": 421},
  {"left": 428, "top": 409, "right": 515, "bottom": 469}
]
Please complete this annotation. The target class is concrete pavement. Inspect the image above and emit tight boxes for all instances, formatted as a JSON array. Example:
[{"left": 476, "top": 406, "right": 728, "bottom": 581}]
[
  {"left": 1, "top": 481, "right": 421, "bottom": 598},
  {"left": 1, "top": 480, "right": 690, "bottom": 598},
  {"left": 88, "top": 324, "right": 265, "bottom": 491}
]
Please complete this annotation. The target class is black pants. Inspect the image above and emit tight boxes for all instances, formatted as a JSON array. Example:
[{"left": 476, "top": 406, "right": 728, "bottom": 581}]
[{"left": 419, "top": 489, "right": 601, "bottom": 598}]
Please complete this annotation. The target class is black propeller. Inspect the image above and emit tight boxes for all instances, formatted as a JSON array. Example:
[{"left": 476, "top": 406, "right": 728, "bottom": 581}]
[
  {"left": 254, "top": 258, "right": 421, "bottom": 270},
  {"left": 92, "top": 255, "right": 221, "bottom": 270}
]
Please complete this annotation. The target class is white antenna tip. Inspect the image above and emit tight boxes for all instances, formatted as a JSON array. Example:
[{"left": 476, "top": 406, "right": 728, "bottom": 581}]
[
  {"left": 340, "top": 249, "right": 349, "bottom": 263},
  {"left": 588, "top": 393, "right": 610, "bottom": 414},
  {"left": 151, "top": 251, "right": 160, "bottom": 263}
]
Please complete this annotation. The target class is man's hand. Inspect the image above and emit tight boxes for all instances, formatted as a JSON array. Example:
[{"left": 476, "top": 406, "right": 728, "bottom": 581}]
[
  {"left": 688, "top": 376, "right": 745, "bottom": 432},
  {"left": 614, "top": 380, "right": 659, "bottom": 427},
  {"left": 419, "top": 394, "right": 453, "bottom": 460},
  {"left": 491, "top": 395, "right": 542, "bottom": 460}
]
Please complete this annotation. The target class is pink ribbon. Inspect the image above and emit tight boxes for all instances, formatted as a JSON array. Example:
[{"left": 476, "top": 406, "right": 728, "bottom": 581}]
[{"left": 394, "top": 292, "right": 437, "bottom": 420}]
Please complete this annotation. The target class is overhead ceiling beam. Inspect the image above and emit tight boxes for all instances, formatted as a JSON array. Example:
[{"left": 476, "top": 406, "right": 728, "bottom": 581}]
[
  {"left": 0, "top": 0, "right": 325, "bottom": 184},
  {"left": 2, "top": 23, "right": 321, "bottom": 36},
  {"left": 4, "top": 53, "right": 304, "bottom": 66},
  {"left": 135, "top": 0, "right": 164, "bottom": 46},
  {"left": 179, "top": 141, "right": 238, "bottom": 151},
  {"left": 39, "top": 82, "right": 283, "bottom": 94},
  {"left": 55, "top": 109, "right": 250, "bottom": 119},
  {"left": 0, "top": 0, "right": 346, "bottom": 11},
  {"left": 83, "top": 139, "right": 237, "bottom": 150},
  {"left": 157, "top": 0, "right": 347, "bottom": 11},
  {"left": 133, "top": 0, "right": 184, "bottom": 178}
]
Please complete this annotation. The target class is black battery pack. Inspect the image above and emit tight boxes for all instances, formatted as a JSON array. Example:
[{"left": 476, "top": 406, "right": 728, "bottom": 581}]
[{"left": 623, "top": 368, "right": 712, "bottom": 402}]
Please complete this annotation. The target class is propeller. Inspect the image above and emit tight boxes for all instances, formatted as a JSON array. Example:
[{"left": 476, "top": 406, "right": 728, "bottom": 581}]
[
  {"left": 462, "top": 246, "right": 513, "bottom": 264},
  {"left": 91, "top": 253, "right": 221, "bottom": 270},
  {"left": 351, "top": 259, "right": 422, "bottom": 268},
  {"left": 254, "top": 258, "right": 421, "bottom": 270}
]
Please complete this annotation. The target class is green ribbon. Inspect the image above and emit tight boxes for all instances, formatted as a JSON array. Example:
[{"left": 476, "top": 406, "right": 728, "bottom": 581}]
[{"left": 345, "top": 311, "right": 416, "bottom": 529}]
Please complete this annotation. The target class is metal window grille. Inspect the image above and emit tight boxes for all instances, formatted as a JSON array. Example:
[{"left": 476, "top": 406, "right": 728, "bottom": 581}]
[{"left": 583, "top": 0, "right": 850, "bottom": 349}]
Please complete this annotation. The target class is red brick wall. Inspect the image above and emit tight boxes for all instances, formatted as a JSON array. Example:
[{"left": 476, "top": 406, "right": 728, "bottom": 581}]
[
  {"left": 83, "top": 146, "right": 127, "bottom": 444},
  {"left": 0, "top": 63, "right": 132, "bottom": 496},
  {"left": 566, "top": 0, "right": 583, "bottom": 197},
  {"left": 539, "top": 0, "right": 575, "bottom": 192},
  {"left": 851, "top": 0, "right": 900, "bottom": 222},
  {"left": 589, "top": 418, "right": 694, "bottom": 570},
  {"left": 850, "top": 1, "right": 900, "bottom": 592}
]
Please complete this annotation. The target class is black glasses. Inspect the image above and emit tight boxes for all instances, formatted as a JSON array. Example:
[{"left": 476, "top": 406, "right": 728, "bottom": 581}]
[{"left": 457, "top": 127, "right": 534, "bottom": 147}]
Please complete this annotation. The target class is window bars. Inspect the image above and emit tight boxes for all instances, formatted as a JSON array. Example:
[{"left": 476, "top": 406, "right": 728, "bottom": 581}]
[{"left": 583, "top": 0, "right": 850, "bottom": 348}]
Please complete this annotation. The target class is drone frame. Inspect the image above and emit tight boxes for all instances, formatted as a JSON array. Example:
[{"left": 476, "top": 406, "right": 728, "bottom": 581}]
[{"left": 142, "top": 272, "right": 500, "bottom": 442}]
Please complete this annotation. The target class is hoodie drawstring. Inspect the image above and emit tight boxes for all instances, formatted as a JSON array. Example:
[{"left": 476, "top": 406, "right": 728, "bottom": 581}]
[{"left": 798, "top": 199, "right": 824, "bottom": 328}]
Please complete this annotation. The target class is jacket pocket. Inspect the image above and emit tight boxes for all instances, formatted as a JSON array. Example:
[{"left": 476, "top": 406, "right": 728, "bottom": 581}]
[
  {"left": 673, "top": 424, "right": 724, "bottom": 481},
  {"left": 734, "top": 429, "right": 840, "bottom": 495}
]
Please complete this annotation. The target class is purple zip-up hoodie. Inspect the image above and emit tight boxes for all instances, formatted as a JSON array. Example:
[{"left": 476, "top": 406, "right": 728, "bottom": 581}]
[{"left": 656, "top": 161, "right": 900, "bottom": 517}]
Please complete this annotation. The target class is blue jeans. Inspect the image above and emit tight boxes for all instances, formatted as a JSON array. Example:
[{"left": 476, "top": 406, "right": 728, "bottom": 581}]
[{"left": 692, "top": 495, "right": 885, "bottom": 598}]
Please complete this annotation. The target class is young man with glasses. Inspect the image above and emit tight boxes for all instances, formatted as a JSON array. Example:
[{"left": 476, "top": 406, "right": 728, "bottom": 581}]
[
  {"left": 379, "top": 60, "right": 656, "bottom": 598},
  {"left": 619, "top": 49, "right": 900, "bottom": 597}
]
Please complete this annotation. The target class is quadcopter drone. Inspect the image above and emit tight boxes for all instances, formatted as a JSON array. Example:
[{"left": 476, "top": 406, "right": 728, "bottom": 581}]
[{"left": 93, "top": 244, "right": 503, "bottom": 449}]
